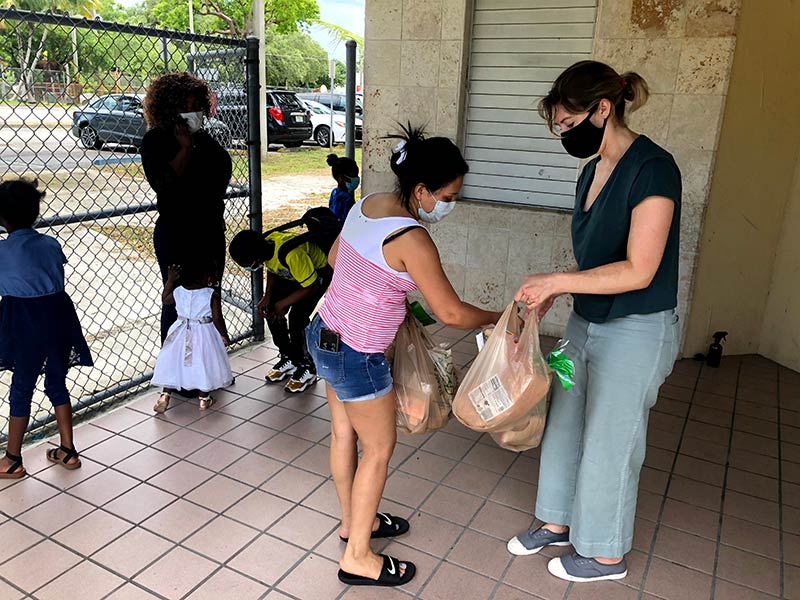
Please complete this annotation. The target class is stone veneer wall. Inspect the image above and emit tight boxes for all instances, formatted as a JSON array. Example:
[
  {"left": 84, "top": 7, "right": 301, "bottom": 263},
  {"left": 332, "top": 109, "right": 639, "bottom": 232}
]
[{"left": 362, "top": 0, "right": 740, "bottom": 345}]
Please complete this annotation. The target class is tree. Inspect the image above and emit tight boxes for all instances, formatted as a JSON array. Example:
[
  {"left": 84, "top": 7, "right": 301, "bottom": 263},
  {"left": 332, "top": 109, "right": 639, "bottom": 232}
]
[
  {"left": 314, "top": 20, "right": 362, "bottom": 72},
  {"left": 262, "top": 27, "right": 339, "bottom": 89},
  {"left": 146, "top": 0, "right": 319, "bottom": 37},
  {"left": 0, "top": 0, "right": 101, "bottom": 100}
]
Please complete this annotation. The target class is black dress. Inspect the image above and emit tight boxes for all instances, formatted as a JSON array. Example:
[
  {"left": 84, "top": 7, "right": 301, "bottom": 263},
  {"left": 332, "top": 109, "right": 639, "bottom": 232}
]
[{"left": 140, "top": 128, "right": 233, "bottom": 343}]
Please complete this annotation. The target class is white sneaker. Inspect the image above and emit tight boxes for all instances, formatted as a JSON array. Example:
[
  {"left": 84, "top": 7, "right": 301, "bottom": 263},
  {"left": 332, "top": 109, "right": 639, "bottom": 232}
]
[
  {"left": 266, "top": 356, "right": 295, "bottom": 383},
  {"left": 285, "top": 366, "right": 317, "bottom": 393}
]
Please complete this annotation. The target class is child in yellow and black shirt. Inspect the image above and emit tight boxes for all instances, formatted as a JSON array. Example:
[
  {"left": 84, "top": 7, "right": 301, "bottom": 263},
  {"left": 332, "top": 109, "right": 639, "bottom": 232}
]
[{"left": 229, "top": 229, "right": 332, "bottom": 393}]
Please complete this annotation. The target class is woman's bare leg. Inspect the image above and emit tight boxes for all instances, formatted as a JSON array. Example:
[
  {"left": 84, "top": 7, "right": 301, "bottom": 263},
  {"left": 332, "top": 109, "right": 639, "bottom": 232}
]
[{"left": 327, "top": 384, "right": 359, "bottom": 538}]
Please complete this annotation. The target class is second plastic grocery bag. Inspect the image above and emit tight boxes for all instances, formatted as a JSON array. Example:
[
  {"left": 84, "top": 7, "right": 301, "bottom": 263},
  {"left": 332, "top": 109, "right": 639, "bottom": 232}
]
[{"left": 452, "top": 302, "right": 552, "bottom": 451}]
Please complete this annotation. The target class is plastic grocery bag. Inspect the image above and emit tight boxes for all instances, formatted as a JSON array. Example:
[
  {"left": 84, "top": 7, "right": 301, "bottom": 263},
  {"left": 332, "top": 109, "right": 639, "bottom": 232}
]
[
  {"left": 391, "top": 315, "right": 455, "bottom": 434},
  {"left": 452, "top": 302, "right": 551, "bottom": 441}
]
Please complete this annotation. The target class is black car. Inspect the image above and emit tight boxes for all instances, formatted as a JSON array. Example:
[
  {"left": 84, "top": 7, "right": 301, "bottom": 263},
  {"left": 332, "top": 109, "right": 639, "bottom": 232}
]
[
  {"left": 213, "top": 88, "right": 312, "bottom": 148},
  {"left": 298, "top": 92, "right": 363, "bottom": 116},
  {"left": 71, "top": 94, "right": 232, "bottom": 150}
]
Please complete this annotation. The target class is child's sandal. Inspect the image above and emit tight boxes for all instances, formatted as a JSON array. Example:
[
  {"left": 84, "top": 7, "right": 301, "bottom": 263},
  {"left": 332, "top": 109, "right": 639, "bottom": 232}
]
[
  {"left": 0, "top": 452, "right": 26, "bottom": 479},
  {"left": 199, "top": 395, "right": 214, "bottom": 410},
  {"left": 153, "top": 392, "right": 171, "bottom": 414},
  {"left": 46, "top": 445, "right": 81, "bottom": 470}
]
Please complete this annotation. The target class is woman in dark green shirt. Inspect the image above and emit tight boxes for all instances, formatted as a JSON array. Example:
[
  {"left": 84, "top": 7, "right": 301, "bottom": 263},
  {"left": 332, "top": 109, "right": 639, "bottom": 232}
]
[{"left": 507, "top": 61, "right": 682, "bottom": 584}]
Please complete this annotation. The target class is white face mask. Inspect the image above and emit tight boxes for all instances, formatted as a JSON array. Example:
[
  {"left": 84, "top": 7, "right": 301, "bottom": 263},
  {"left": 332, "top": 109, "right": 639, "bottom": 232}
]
[
  {"left": 179, "top": 111, "right": 204, "bottom": 133},
  {"left": 418, "top": 189, "right": 456, "bottom": 224}
]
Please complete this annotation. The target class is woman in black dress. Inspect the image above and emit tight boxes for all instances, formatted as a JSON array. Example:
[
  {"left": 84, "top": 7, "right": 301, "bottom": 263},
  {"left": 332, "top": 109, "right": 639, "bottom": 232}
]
[{"left": 141, "top": 73, "right": 232, "bottom": 343}]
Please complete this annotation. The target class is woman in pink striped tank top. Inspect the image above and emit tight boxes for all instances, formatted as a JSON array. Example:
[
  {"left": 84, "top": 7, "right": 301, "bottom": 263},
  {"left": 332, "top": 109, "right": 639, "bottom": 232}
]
[{"left": 307, "top": 126, "right": 501, "bottom": 588}]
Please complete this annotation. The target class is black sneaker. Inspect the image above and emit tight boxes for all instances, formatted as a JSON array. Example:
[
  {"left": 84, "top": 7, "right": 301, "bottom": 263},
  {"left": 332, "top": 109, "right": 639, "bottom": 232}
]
[
  {"left": 285, "top": 365, "right": 317, "bottom": 393},
  {"left": 266, "top": 356, "right": 295, "bottom": 383}
]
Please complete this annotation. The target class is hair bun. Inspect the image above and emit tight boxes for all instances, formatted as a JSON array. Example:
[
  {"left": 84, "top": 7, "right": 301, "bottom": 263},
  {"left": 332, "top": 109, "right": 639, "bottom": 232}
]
[{"left": 326, "top": 154, "right": 339, "bottom": 167}]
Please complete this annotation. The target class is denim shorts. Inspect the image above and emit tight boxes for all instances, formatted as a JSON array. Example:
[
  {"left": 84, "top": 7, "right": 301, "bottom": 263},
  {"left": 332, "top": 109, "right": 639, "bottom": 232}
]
[{"left": 306, "top": 315, "right": 393, "bottom": 402}]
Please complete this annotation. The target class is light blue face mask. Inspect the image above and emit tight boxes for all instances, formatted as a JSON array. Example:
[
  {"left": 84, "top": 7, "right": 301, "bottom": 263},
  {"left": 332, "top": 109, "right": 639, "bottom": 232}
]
[
  {"left": 418, "top": 189, "right": 456, "bottom": 224},
  {"left": 346, "top": 176, "right": 360, "bottom": 193}
]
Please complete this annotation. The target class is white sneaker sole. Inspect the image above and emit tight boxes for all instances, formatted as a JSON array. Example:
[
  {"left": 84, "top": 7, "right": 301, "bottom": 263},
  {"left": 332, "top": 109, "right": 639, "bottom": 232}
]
[
  {"left": 507, "top": 536, "right": 571, "bottom": 556},
  {"left": 547, "top": 557, "right": 627, "bottom": 582},
  {"left": 266, "top": 372, "right": 291, "bottom": 383},
  {"left": 285, "top": 378, "right": 316, "bottom": 393}
]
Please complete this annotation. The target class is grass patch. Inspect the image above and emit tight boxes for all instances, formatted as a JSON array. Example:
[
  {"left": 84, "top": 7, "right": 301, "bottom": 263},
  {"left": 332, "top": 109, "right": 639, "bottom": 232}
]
[{"left": 261, "top": 146, "right": 362, "bottom": 178}]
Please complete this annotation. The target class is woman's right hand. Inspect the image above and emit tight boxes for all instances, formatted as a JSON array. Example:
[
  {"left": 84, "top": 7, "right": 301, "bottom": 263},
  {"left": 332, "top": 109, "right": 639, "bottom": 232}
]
[{"left": 174, "top": 119, "right": 193, "bottom": 150}]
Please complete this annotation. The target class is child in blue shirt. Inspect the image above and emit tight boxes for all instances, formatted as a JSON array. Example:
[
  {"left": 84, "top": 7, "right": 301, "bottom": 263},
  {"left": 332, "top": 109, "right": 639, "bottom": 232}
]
[
  {"left": 326, "top": 153, "right": 360, "bottom": 221},
  {"left": 0, "top": 180, "right": 93, "bottom": 479}
]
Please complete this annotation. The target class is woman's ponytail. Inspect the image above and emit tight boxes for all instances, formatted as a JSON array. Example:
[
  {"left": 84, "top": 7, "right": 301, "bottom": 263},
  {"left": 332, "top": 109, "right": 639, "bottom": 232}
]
[{"left": 619, "top": 71, "right": 649, "bottom": 114}]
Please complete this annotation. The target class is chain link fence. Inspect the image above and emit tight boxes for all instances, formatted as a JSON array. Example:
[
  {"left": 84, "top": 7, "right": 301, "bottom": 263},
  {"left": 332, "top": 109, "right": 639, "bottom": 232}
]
[{"left": 0, "top": 9, "right": 263, "bottom": 446}]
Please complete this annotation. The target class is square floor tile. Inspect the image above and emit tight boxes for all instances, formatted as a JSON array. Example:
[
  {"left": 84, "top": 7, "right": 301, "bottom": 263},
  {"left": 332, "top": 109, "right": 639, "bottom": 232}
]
[
  {"left": 446, "top": 529, "right": 512, "bottom": 579},
  {"left": 81, "top": 435, "right": 146, "bottom": 467},
  {"left": 786, "top": 531, "right": 800, "bottom": 566},
  {"left": 503, "top": 553, "right": 569, "bottom": 599},
  {"left": 228, "top": 534, "right": 304, "bottom": 584},
  {"left": 301, "top": 480, "right": 342, "bottom": 517},
  {"left": 92, "top": 527, "right": 173, "bottom": 577},
  {"left": 402, "top": 512, "right": 463, "bottom": 556},
  {"left": 223, "top": 452, "right": 283, "bottom": 488},
  {"left": 227, "top": 490, "right": 294, "bottom": 531},
  {"left": 717, "top": 545, "right": 781, "bottom": 596},
  {"left": 443, "top": 463, "right": 503, "bottom": 497},
  {"left": 383, "top": 471, "right": 436, "bottom": 508},
  {"left": 785, "top": 564, "right": 800, "bottom": 600},
  {"left": 569, "top": 582, "right": 640, "bottom": 600},
  {"left": 667, "top": 475, "right": 722, "bottom": 511},
  {"left": 225, "top": 375, "right": 266, "bottom": 396},
  {"left": 721, "top": 515, "right": 781, "bottom": 559},
  {"left": 141, "top": 498, "right": 216, "bottom": 542},
  {"left": 91, "top": 408, "right": 149, "bottom": 434},
  {"left": 0, "top": 477, "right": 59, "bottom": 516},
  {"left": 269, "top": 505, "right": 337, "bottom": 548},
  {"left": 470, "top": 501, "right": 534, "bottom": 542},
  {"left": 187, "top": 439, "right": 249, "bottom": 473},
  {"left": 421, "top": 561, "right": 495, "bottom": 600},
  {"left": 462, "top": 444, "right": 517, "bottom": 474},
  {"left": 673, "top": 454, "right": 726, "bottom": 486},
  {"left": 184, "top": 516, "right": 259, "bottom": 562},
  {"left": 506, "top": 455, "right": 540, "bottom": 484},
  {"left": 218, "top": 397, "right": 270, "bottom": 420},
  {"left": 421, "top": 431, "right": 474, "bottom": 460},
  {"left": 33, "top": 457, "right": 106, "bottom": 490},
  {"left": 0, "top": 579, "right": 23, "bottom": 600},
  {"left": 2, "top": 540, "right": 81, "bottom": 593},
  {"left": 492, "top": 584, "right": 549, "bottom": 600},
  {"left": 290, "top": 444, "right": 330, "bottom": 476},
  {"left": 680, "top": 436, "right": 728, "bottom": 464},
  {"left": 400, "top": 450, "right": 457, "bottom": 481},
  {"left": 187, "top": 412, "right": 246, "bottom": 438},
  {"left": 285, "top": 416, "right": 332, "bottom": 443},
  {"left": 153, "top": 429, "right": 214, "bottom": 458},
  {"left": 67, "top": 469, "right": 139, "bottom": 507},
  {"left": 490, "top": 477, "right": 537, "bottom": 513},
  {"left": 263, "top": 465, "right": 325, "bottom": 502},
  {"left": 72, "top": 424, "right": 114, "bottom": 449},
  {"left": 114, "top": 448, "right": 179, "bottom": 482},
  {"left": 644, "top": 557, "right": 712, "bottom": 600},
  {"left": 732, "top": 431, "right": 778, "bottom": 458},
  {"left": 186, "top": 567, "right": 268, "bottom": 600},
  {"left": 103, "top": 484, "right": 177, "bottom": 524},
  {"left": 421, "top": 486, "right": 484, "bottom": 526},
  {"left": 727, "top": 468, "right": 779, "bottom": 501},
  {"left": 134, "top": 546, "right": 218, "bottom": 598},
  {"left": 724, "top": 491, "right": 780, "bottom": 529},
  {"left": 734, "top": 414, "right": 778, "bottom": 438},
  {"left": 277, "top": 554, "right": 344, "bottom": 600},
  {"left": 0, "top": 520, "right": 44, "bottom": 563},
  {"left": 714, "top": 579, "right": 778, "bottom": 600},
  {"left": 121, "top": 417, "right": 182, "bottom": 445},
  {"left": 53, "top": 509, "right": 133, "bottom": 556},
  {"left": 661, "top": 498, "right": 720, "bottom": 540},
  {"left": 148, "top": 461, "right": 214, "bottom": 496},
  {"left": 225, "top": 422, "right": 277, "bottom": 450},
  {"left": 653, "top": 525, "right": 717, "bottom": 574},
  {"left": 16, "top": 492, "right": 93, "bottom": 535},
  {"left": 185, "top": 475, "right": 252, "bottom": 512},
  {"left": 35, "top": 559, "right": 125, "bottom": 600},
  {"left": 255, "top": 433, "right": 313, "bottom": 462}
]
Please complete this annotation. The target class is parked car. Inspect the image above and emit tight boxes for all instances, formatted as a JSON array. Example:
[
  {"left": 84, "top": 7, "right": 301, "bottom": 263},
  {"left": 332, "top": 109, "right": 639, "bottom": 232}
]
[
  {"left": 71, "top": 93, "right": 232, "bottom": 150},
  {"left": 297, "top": 92, "right": 363, "bottom": 116},
  {"left": 301, "top": 99, "right": 363, "bottom": 147}
]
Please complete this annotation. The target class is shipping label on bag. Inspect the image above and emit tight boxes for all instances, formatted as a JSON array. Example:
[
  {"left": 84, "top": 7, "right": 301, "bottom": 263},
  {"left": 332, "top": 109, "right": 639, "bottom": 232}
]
[{"left": 468, "top": 375, "right": 514, "bottom": 422}]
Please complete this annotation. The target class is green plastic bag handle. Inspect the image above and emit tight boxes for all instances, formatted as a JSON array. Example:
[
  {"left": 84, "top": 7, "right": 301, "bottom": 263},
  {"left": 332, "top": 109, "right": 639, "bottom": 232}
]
[{"left": 547, "top": 340, "right": 576, "bottom": 391}]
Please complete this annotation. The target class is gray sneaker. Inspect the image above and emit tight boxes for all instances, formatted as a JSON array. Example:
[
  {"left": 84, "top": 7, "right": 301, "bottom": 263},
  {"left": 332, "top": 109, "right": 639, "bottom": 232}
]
[
  {"left": 547, "top": 553, "right": 627, "bottom": 582},
  {"left": 507, "top": 526, "right": 571, "bottom": 556}
]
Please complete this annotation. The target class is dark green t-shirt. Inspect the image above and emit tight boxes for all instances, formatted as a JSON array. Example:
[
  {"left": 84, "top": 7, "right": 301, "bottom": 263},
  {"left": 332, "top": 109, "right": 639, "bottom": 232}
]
[{"left": 571, "top": 136, "right": 682, "bottom": 323}]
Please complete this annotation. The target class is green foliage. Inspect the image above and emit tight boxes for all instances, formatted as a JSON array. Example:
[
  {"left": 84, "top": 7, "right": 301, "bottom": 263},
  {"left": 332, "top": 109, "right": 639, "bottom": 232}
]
[{"left": 264, "top": 27, "right": 331, "bottom": 89}]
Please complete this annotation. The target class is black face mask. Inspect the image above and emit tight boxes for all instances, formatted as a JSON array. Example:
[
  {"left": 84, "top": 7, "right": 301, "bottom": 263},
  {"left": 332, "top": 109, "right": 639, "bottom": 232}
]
[{"left": 560, "top": 105, "right": 607, "bottom": 159}]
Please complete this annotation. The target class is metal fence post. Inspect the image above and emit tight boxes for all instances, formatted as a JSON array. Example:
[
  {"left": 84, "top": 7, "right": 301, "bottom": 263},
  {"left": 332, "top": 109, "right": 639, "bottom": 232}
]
[
  {"left": 246, "top": 36, "right": 265, "bottom": 341},
  {"left": 160, "top": 37, "right": 170, "bottom": 72},
  {"left": 345, "top": 39, "right": 356, "bottom": 161}
]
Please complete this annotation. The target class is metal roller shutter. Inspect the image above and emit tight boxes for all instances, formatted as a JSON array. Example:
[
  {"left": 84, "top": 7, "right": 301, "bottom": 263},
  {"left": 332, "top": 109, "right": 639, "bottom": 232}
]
[{"left": 461, "top": 0, "right": 597, "bottom": 210}]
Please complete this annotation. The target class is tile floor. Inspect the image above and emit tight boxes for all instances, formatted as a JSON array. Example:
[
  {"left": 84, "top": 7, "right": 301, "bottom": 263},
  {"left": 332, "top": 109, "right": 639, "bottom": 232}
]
[{"left": 1, "top": 327, "right": 799, "bottom": 600}]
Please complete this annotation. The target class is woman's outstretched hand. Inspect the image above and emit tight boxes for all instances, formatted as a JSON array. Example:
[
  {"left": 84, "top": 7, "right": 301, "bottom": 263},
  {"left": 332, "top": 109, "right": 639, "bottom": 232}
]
[{"left": 515, "top": 274, "right": 561, "bottom": 320}]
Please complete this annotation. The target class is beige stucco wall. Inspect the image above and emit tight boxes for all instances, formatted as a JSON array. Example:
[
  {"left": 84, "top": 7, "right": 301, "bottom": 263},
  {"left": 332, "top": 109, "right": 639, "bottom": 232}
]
[
  {"left": 684, "top": 0, "right": 800, "bottom": 364},
  {"left": 760, "top": 159, "right": 800, "bottom": 372},
  {"left": 363, "top": 0, "right": 740, "bottom": 343}
]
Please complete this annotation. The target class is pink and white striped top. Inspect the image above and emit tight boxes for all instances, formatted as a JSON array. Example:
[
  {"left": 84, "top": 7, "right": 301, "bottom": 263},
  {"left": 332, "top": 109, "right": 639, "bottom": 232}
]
[{"left": 319, "top": 198, "right": 422, "bottom": 354}]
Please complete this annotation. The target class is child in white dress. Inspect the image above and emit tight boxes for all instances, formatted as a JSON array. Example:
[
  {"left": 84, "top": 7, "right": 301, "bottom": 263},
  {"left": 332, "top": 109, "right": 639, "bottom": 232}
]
[{"left": 152, "top": 264, "right": 232, "bottom": 412}]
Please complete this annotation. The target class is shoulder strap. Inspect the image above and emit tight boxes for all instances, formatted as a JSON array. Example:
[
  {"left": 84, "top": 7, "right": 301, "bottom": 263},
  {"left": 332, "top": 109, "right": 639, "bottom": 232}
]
[
  {"left": 277, "top": 233, "right": 312, "bottom": 269},
  {"left": 382, "top": 225, "right": 425, "bottom": 247}
]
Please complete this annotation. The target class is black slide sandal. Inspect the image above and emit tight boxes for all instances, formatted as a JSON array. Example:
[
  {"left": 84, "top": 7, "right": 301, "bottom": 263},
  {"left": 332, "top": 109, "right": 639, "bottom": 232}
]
[
  {"left": 338, "top": 555, "right": 416, "bottom": 587},
  {"left": 339, "top": 513, "right": 410, "bottom": 542}
]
